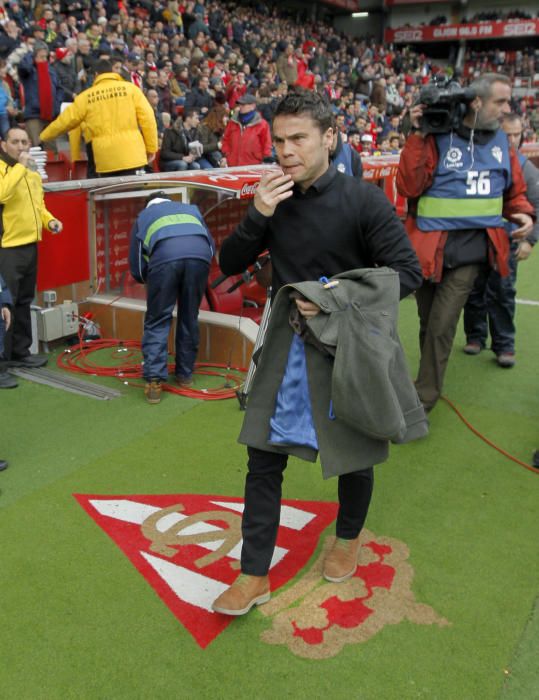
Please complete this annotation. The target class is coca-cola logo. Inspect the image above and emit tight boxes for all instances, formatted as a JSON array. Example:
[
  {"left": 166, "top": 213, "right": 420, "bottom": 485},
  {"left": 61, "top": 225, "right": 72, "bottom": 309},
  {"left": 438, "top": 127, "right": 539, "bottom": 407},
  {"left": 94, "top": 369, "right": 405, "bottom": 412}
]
[{"left": 240, "top": 182, "right": 259, "bottom": 198}]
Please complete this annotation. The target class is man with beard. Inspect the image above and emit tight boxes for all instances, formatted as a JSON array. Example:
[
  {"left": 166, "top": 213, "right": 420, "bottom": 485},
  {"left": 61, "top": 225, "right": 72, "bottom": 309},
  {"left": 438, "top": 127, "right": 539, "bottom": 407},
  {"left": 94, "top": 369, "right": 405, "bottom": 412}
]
[{"left": 396, "top": 73, "right": 534, "bottom": 412}]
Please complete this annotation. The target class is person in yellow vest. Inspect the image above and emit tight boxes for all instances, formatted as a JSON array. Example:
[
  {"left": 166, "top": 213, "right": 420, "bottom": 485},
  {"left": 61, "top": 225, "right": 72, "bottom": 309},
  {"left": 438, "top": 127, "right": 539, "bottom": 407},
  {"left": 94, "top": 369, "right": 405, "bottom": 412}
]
[
  {"left": 40, "top": 59, "right": 158, "bottom": 177},
  {"left": 0, "top": 127, "right": 62, "bottom": 378}
]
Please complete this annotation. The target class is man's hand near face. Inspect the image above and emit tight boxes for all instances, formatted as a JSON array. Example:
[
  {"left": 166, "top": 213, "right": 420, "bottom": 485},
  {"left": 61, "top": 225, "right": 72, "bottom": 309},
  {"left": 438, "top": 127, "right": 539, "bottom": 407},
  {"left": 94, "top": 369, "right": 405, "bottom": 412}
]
[
  {"left": 18, "top": 151, "right": 35, "bottom": 169},
  {"left": 254, "top": 170, "right": 294, "bottom": 217}
]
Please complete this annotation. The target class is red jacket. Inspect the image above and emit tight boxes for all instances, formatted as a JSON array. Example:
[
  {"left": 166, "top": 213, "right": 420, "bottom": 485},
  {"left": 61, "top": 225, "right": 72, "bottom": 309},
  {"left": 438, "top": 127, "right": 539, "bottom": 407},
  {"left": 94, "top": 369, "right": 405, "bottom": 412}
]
[
  {"left": 221, "top": 112, "right": 272, "bottom": 166},
  {"left": 396, "top": 133, "right": 534, "bottom": 282},
  {"left": 295, "top": 58, "right": 315, "bottom": 90}
]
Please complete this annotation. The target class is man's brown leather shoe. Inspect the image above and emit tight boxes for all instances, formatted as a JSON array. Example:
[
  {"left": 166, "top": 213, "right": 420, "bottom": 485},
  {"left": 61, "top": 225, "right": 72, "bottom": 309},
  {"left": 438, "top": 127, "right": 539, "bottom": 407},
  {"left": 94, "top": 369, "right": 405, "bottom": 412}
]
[
  {"left": 212, "top": 574, "right": 270, "bottom": 616},
  {"left": 144, "top": 380, "right": 162, "bottom": 404},
  {"left": 323, "top": 535, "right": 362, "bottom": 583}
]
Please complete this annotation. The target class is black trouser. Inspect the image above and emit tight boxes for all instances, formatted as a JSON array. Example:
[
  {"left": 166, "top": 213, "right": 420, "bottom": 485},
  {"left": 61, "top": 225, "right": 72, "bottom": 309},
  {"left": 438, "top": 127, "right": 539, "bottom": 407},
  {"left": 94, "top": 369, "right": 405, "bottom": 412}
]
[
  {"left": 0, "top": 243, "right": 37, "bottom": 361},
  {"left": 98, "top": 167, "right": 140, "bottom": 178},
  {"left": 240, "top": 446, "right": 374, "bottom": 576},
  {"left": 463, "top": 246, "right": 518, "bottom": 355},
  {"left": 86, "top": 141, "right": 97, "bottom": 179}
]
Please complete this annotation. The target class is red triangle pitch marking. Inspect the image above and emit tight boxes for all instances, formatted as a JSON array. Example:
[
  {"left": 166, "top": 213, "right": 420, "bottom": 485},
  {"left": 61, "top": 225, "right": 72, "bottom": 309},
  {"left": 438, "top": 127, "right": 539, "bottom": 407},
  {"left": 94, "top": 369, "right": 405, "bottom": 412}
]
[{"left": 74, "top": 494, "right": 338, "bottom": 648}]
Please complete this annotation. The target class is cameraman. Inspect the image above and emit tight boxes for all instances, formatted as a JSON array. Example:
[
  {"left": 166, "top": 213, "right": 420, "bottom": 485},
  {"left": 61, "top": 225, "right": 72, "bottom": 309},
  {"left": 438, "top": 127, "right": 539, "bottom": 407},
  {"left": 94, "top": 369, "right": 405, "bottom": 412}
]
[{"left": 397, "top": 73, "right": 534, "bottom": 412}]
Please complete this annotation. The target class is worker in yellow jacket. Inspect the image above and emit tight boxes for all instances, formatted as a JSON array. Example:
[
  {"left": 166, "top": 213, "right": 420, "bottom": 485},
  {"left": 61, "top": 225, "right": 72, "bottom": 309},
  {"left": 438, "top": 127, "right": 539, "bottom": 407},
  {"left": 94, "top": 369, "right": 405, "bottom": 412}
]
[
  {"left": 40, "top": 59, "right": 158, "bottom": 177},
  {"left": 0, "top": 127, "right": 62, "bottom": 375}
]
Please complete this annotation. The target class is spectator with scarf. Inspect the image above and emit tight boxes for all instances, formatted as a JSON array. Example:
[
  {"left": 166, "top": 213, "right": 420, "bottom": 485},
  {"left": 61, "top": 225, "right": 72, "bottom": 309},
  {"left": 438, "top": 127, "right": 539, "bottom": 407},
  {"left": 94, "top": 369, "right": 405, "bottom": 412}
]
[
  {"left": 221, "top": 93, "right": 272, "bottom": 166},
  {"left": 53, "top": 46, "right": 78, "bottom": 102},
  {"left": 18, "top": 40, "right": 62, "bottom": 147}
]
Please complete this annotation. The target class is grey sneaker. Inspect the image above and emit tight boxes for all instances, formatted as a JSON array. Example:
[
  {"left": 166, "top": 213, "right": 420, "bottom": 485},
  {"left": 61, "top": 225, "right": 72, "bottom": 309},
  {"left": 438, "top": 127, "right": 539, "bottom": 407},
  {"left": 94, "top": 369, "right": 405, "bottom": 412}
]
[
  {"left": 496, "top": 352, "right": 515, "bottom": 368},
  {"left": 463, "top": 342, "right": 482, "bottom": 355}
]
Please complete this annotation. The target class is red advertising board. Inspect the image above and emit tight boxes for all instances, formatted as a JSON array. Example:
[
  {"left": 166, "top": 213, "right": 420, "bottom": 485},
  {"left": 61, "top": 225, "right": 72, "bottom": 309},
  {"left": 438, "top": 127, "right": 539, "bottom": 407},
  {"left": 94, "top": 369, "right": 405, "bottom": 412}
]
[
  {"left": 385, "top": 0, "right": 447, "bottom": 4},
  {"left": 385, "top": 18, "right": 539, "bottom": 43},
  {"left": 361, "top": 155, "right": 400, "bottom": 182},
  {"left": 521, "top": 143, "right": 539, "bottom": 158},
  {"left": 322, "top": 0, "right": 361, "bottom": 10},
  {"left": 95, "top": 198, "right": 141, "bottom": 291},
  {"left": 38, "top": 190, "right": 89, "bottom": 292}
]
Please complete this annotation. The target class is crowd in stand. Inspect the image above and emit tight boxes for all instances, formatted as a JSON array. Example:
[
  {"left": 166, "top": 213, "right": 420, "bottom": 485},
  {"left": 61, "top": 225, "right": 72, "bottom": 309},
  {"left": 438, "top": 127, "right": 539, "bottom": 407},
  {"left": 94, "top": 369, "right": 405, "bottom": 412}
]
[
  {"left": 420, "top": 10, "right": 537, "bottom": 27},
  {"left": 463, "top": 10, "right": 537, "bottom": 23},
  {"left": 0, "top": 0, "right": 537, "bottom": 171},
  {"left": 464, "top": 48, "right": 539, "bottom": 88}
]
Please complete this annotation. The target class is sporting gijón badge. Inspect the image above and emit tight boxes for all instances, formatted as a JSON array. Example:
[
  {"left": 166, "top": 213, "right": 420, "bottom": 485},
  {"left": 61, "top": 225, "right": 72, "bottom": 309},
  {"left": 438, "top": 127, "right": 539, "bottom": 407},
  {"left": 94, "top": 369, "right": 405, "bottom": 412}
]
[{"left": 74, "top": 494, "right": 338, "bottom": 648}]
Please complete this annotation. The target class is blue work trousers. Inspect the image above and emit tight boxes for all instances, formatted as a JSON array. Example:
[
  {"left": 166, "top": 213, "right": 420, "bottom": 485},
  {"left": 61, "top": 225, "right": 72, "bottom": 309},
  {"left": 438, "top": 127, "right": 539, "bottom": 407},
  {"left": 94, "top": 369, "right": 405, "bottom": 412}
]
[
  {"left": 463, "top": 244, "right": 518, "bottom": 354},
  {"left": 142, "top": 258, "right": 209, "bottom": 381}
]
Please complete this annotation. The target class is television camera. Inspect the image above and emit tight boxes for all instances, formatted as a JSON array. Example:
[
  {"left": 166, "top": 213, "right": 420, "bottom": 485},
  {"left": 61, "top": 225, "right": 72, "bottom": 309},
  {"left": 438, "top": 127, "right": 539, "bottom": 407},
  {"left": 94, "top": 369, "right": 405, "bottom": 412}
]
[{"left": 418, "top": 76, "right": 476, "bottom": 134}]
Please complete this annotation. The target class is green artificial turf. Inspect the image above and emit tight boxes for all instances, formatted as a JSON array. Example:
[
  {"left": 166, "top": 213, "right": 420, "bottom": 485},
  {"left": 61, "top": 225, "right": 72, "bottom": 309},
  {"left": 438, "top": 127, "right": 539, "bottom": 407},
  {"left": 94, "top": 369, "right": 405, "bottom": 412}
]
[
  {"left": 501, "top": 596, "right": 539, "bottom": 698},
  {"left": 1, "top": 258, "right": 538, "bottom": 699}
]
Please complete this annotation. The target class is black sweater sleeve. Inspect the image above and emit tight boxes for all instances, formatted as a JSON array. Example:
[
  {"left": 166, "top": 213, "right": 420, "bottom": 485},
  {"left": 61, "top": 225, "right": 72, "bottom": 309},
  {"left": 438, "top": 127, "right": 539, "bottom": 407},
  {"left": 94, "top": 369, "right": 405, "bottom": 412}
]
[{"left": 358, "top": 182, "right": 422, "bottom": 298}]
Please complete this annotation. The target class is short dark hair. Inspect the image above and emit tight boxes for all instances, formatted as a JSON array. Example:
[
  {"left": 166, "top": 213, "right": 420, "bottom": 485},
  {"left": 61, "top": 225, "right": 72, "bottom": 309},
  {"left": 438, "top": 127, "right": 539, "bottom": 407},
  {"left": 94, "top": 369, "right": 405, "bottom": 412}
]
[
  {"left": 183, "top": 108, "right": 199, "bottom": 121},
  {"left": 502, "top": 112, "right": 522, "bottom": 126},
  {"left": 2, "top": 126, "right": 29, "bottom": 142},
  {"left": 273, "top": 88, "right": 333, "bottom": 133},
  {"left": 95, "top": 59, "right": 112, "bottom": 75}
]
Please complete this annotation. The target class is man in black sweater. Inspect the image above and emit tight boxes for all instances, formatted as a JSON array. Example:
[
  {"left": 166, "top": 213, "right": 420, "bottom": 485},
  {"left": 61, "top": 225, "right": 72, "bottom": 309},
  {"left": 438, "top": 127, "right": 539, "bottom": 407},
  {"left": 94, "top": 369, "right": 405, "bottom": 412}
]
[{"left": 212, "top": 89, "right": 422, "bottom": 616}]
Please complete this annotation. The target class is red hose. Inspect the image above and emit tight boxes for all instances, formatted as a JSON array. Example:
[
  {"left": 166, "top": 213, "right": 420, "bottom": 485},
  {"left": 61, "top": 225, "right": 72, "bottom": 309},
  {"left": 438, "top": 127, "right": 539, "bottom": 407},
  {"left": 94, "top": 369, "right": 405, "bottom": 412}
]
[
  {"left": 57, "top": 337, "right": 246, "bottom": 400},
  {"left": 441, "top": 395, "right": 539, "bottom": 475}
]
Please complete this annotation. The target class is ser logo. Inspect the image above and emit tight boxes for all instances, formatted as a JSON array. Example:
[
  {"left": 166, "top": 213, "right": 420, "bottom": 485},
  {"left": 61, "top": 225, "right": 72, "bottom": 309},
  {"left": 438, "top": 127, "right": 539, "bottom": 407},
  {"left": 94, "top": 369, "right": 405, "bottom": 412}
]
[{"left": 75, "top": 494, "right": 449, "bottom": 655}]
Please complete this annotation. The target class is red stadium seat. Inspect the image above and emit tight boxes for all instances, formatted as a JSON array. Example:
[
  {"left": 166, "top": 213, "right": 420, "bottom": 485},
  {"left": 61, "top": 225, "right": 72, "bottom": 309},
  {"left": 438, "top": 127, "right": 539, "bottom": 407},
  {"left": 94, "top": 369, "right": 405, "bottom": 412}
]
[
  {"left": 70, "top": 158, "right": 89, "bottom": 180},
  {"left": 45, "top": 152, "right": 70, "bottom": 182},
  {"left": 206, "top": 272, "right": 263, "bottom": 323}
]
